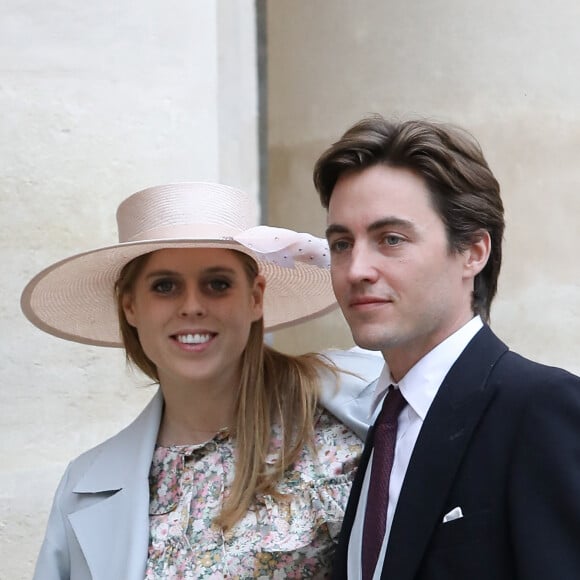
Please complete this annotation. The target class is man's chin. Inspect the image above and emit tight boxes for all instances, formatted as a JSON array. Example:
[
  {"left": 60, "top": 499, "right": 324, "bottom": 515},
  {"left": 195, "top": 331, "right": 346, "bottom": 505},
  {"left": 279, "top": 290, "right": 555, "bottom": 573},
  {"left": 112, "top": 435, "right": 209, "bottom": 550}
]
[{"left": 350, "top": 331, "right": 389, "bottom": 352}]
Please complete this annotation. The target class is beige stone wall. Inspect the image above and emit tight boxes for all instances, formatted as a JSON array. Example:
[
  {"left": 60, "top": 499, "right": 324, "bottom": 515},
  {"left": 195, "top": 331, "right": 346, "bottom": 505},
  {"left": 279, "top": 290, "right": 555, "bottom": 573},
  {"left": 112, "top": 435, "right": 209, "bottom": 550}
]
[
  {"left": 1, "top": 1, "right": 258, "bottom": 578},
  {"left": 4, "top": 1, "right": 580, "bottom": 576},
  {"left": 267, "top": 0, "right": 580, "bottom": 376}
]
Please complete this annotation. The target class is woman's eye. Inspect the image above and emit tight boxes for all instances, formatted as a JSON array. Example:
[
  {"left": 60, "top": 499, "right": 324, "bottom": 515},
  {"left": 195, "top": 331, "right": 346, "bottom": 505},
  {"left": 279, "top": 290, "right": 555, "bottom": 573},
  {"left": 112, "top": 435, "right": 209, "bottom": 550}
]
[
  {"left": 151, "top": 279, "right": 176, "bottom": 294},
  {"left": 208, "top": 278, "right": 231, "bottom": 292}
]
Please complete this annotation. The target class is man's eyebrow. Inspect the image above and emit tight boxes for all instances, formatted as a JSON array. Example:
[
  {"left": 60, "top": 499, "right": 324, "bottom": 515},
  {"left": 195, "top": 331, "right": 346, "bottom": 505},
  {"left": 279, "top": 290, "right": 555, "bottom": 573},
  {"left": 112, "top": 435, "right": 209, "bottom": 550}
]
[
  {"left": 325, "top": 217, "right": 415, "bottom": 239},
  {"left": 367, "top": 217, "right": 414, "bottom": 232},
  {"left": 325, "top": 224, "right": 350, "bottom": 239}
]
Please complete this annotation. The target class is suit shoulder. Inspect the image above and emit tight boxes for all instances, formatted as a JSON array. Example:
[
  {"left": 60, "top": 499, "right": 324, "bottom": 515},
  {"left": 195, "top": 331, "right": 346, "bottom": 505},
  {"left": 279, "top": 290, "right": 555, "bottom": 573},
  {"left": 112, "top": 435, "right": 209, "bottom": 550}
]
[
  {"left": 492, "top": 350, "right": 580, "bottom": 414},
  {"left": 497, "top": 350, "right": 580, "bottom": 385}
]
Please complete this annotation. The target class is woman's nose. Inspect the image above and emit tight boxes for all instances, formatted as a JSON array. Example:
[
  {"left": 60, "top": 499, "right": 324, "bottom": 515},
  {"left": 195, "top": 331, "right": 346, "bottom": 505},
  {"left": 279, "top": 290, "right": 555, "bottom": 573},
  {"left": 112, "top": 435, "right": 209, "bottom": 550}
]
[{"left": 179, "top": 286, "right": 206, "bottom": 318}]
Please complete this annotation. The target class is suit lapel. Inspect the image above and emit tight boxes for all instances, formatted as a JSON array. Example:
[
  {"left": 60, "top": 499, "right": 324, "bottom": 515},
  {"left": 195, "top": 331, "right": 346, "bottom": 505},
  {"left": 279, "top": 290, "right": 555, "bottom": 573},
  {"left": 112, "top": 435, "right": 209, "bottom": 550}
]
[
  {"left": 333, "top": 422, "right": 376, "bottom": 579},
  {"left": 381, "top": 326, "right": 508, "bottom": 580},
  {"left": 69, "top": 390, "right": 163, "bottom": 580}
]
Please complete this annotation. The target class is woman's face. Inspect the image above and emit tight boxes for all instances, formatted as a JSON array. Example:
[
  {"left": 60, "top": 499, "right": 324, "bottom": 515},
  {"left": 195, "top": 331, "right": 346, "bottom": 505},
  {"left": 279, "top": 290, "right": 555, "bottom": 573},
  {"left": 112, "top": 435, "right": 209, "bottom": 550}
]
[{"left": 122, "top": 248, "right": 265, "bottom": 390}]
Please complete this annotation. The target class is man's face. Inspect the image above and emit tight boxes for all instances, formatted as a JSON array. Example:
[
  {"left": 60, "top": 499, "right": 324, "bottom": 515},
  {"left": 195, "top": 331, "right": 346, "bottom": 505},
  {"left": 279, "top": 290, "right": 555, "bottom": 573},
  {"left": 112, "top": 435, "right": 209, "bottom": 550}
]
[{"left": 326, "top": 164, "right": 481, "bottom": 380}]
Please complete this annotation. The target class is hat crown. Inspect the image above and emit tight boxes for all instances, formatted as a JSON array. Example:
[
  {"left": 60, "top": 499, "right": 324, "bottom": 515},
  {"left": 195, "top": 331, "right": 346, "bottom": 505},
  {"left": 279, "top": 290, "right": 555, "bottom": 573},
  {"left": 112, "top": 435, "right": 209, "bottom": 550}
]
[{"left": 117, "top": 182, "right": 259, "bottom": 243}]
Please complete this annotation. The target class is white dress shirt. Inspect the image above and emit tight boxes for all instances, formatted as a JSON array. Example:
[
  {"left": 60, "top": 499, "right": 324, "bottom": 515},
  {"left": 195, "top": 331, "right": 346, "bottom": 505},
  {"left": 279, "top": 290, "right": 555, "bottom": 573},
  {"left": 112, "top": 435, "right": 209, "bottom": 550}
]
[{"left": 347, "top": 316, "right": 484, "bottom": 579}]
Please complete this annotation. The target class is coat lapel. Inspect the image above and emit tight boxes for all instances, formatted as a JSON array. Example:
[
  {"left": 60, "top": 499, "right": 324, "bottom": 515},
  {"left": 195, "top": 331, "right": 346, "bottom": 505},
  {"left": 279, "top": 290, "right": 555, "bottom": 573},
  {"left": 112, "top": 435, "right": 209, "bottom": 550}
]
[
  {"left": 69, "top": 390, "right": 163, "bottom": 580},
  {"left": 381, "top": 326, "right": 508, "bottom": 580}
]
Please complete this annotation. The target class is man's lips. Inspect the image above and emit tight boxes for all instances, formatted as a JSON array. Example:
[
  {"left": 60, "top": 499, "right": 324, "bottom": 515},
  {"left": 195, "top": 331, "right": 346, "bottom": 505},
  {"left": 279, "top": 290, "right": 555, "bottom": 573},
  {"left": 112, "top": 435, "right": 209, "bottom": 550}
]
[{"left": 348, "top": 296, "right": 392, "bottom": 308}]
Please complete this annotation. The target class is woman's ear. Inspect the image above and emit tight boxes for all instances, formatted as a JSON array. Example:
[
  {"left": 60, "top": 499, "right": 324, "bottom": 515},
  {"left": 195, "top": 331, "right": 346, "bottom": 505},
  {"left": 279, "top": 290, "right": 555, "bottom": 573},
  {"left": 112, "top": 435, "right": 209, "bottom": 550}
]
[
  {"left": 464, "top": 230, "right": 491, "bottom": 279},
  {"left": 121, "top": 293, "right": 137, "bottom": 327},
  {"left": 251, "top": 275, "right": 266, "bottom": 321}
]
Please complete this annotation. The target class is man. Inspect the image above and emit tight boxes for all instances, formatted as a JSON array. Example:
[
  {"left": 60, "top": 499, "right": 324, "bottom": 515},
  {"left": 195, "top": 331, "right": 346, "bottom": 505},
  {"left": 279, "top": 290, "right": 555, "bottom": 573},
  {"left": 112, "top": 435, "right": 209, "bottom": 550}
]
[{"left": 313, "top": 115, "right": 580, "bottom": 579}]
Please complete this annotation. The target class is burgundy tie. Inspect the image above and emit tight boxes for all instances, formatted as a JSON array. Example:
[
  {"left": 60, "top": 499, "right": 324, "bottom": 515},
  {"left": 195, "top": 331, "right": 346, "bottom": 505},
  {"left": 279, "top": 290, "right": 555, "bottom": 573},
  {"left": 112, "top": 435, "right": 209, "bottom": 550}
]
[{"left": 362, "top": 386, "right": 407, "bottom": 580}]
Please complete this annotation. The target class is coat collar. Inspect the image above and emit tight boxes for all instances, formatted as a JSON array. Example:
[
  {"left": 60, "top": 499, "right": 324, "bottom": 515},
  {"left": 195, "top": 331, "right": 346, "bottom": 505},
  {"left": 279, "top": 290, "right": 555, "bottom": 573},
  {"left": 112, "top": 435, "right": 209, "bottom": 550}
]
[
  {"left": 318, "top": 347, "right": 384, "bottom": 439},
  {"left": 69, "top": 389, "right": 163, "bottom": 580},
  {"left": 72, "top": 389, "right": 163, "bottom": 493},
  {"left": 381, "top": 325, "right": 509, "bottom": 580}
]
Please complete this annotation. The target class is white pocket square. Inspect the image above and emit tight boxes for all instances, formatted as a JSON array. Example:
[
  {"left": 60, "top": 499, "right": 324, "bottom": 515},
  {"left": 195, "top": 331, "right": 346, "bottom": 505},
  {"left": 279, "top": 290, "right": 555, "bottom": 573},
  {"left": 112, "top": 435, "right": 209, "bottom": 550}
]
[{"left": 442, "top": 506, "right": 463, "bottom": 523}]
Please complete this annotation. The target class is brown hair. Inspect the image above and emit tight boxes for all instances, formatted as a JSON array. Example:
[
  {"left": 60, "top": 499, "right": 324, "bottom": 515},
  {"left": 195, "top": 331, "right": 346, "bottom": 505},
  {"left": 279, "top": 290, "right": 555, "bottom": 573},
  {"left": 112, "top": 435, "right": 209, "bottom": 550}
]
[
  {"left": 115, "top": 249, "right": 334, "bottom": 530},
  {"left": 313, "top": 115, "right": 505, "bottom": 321}
]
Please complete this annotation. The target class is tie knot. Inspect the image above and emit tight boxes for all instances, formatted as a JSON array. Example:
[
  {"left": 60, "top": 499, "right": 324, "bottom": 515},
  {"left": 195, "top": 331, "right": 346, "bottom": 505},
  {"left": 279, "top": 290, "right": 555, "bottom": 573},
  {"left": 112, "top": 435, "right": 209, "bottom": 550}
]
[{"left": 376, "top": 385, "right": 406, "bottom": 427}]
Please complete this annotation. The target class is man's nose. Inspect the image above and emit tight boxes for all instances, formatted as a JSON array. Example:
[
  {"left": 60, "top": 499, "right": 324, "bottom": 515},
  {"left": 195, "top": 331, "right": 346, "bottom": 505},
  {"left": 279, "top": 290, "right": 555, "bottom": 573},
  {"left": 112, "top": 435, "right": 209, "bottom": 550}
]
[{"left": 346, "top": 244, "right": 379, "bottom": 284}]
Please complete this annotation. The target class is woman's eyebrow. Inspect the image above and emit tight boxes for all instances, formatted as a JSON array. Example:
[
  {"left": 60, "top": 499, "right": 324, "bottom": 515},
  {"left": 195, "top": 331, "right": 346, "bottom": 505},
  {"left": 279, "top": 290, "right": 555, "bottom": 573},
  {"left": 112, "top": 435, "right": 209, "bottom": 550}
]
[{"left": 145, "top": 266, "right": 238, "bottom": 279}]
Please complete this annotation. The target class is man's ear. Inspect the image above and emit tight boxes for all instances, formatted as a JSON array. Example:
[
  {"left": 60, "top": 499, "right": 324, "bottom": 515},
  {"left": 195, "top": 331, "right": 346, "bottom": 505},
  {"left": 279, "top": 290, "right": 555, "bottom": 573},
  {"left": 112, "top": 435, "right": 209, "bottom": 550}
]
[{"left": 464, "top": 230, "right": 491, "bottom": 278}]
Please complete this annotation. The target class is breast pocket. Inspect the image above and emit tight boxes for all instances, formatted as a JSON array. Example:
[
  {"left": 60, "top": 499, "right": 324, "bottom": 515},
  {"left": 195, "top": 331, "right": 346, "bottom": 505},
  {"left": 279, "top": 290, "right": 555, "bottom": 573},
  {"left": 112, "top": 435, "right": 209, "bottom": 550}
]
[
  {"left": 421, "top": 509, "right": 509, "bottom": 580},
  {"left": 430, "top": 509, "right": 492, "bottom": 551}
]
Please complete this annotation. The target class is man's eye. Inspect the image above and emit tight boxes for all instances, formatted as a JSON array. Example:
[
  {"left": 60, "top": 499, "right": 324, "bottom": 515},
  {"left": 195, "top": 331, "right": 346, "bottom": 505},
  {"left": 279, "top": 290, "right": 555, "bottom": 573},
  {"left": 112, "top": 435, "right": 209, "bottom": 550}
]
[
  {"left": 329, "top": 239, "right": 351, "bottom": 253},
  {"left": 152, "top": 279, "right": 175, "bottom": 294},
  {"left": 384, "top": 235, "right": 402, "bottom": 246}
]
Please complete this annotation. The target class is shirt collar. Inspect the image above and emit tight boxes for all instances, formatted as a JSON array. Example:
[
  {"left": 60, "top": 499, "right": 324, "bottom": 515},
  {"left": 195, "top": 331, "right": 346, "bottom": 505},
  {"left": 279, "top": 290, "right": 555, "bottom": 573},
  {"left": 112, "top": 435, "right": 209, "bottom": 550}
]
[{"left": 370, "top": 316, "right": 484, "bottom": 420}]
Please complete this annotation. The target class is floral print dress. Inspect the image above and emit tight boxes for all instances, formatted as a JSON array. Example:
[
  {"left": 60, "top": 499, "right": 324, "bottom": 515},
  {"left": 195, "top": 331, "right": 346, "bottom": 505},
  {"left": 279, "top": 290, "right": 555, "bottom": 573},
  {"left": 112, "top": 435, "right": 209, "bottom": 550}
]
[{"left": 144, "top": 409, "right": 362, "bottom": 579}]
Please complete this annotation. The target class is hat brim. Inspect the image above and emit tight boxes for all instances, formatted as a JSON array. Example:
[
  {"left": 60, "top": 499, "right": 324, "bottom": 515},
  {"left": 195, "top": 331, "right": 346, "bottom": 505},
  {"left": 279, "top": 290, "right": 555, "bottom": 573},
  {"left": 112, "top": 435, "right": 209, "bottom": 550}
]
[{"left": 21, "top": 238, "right": 338, "bottom": 347}]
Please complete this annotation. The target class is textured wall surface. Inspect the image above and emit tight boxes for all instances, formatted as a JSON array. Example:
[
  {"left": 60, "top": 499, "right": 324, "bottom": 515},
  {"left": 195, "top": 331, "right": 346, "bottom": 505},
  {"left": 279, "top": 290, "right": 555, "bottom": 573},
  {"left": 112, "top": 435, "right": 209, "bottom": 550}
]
[
  {"left": 4, "top": 1, "right": 580, "bottom": 576},
  {"left": 0, "top": 1, "right": 258, "bottom": 577},
  {"left": 267, "top": 0, "right": 580, "bottom": 377}
]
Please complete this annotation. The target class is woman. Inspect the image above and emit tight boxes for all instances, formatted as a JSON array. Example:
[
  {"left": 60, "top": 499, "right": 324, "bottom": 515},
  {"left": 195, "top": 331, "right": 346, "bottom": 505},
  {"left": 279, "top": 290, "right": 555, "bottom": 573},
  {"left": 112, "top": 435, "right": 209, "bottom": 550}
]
[{"left": 22, "top": 182, "right": 382, "bottom": 579}]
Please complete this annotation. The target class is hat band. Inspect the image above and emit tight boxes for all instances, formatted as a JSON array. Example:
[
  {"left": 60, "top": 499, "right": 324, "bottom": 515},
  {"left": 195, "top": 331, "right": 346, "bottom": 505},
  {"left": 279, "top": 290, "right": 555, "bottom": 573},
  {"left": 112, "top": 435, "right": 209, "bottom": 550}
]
[{"left": 123, "top": 224, "right": 242, "bottom": 243}]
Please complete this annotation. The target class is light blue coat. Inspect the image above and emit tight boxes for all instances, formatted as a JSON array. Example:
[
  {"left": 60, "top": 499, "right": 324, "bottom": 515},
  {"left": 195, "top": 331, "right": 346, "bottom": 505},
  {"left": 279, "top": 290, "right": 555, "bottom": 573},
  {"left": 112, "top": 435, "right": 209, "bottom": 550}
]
[{"left": 33, "top": 347, "right": 383, "bottom": 580}]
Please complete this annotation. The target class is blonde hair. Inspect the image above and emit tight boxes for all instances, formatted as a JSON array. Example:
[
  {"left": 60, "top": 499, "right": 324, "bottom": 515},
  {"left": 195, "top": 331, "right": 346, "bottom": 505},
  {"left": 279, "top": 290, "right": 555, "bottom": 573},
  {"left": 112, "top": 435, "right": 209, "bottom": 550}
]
[{"left": 115, "top": 249, "right": 336, "bottom": 530}]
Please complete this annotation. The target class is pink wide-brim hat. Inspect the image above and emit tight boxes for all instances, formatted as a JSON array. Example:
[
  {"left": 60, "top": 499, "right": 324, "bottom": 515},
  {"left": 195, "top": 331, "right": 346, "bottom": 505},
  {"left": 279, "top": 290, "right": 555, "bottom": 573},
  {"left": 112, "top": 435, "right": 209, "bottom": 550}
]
[{"left": 21, "top": 182, "right": 338, "bottom": 347}]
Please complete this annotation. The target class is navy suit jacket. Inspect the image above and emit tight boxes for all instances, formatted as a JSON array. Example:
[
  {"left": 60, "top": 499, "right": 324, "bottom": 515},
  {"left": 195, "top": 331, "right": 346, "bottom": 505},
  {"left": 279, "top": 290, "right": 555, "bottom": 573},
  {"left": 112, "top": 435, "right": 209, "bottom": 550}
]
[{"left": 333, "top": 325, "right": 580, "bottom": 579}]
